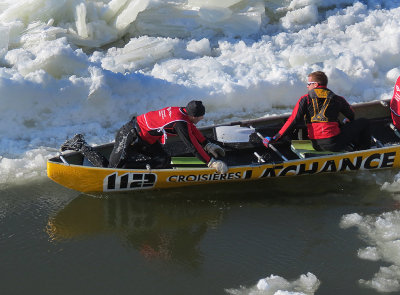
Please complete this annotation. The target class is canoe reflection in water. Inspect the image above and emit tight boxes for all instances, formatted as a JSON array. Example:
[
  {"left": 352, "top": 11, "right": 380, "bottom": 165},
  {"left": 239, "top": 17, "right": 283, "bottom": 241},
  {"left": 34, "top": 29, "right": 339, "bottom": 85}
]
[{"left": 46, "top": 194, "right": 224, "bottom": 265}]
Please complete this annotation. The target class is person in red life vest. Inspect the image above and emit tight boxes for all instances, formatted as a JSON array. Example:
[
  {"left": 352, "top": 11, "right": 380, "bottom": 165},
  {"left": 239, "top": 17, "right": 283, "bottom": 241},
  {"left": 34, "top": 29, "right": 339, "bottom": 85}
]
[
  {"left": 107, "top": 100, "right": 228, "bottom": 173},
  {"left": 264, "top": 71, "right": 371, "bottom": 152},
  {"left": 390, "top": 75, "right": 400, "bottom": 129}
]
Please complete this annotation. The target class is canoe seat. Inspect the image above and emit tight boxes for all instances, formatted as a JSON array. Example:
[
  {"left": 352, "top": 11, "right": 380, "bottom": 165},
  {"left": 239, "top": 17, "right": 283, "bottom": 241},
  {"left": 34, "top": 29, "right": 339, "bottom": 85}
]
[
  {"left": 290, "top": 140, "right": 341, "bottom": 159},
  {"left": 170, "top": 157, "right": 206, "bottom": 168}
]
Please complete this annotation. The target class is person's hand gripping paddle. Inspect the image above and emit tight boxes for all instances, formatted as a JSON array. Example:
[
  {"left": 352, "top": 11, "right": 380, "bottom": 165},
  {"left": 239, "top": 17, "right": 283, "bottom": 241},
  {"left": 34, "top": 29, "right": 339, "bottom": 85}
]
[{"left": 256, "top": 132, "right": 288, "bottom": 161}]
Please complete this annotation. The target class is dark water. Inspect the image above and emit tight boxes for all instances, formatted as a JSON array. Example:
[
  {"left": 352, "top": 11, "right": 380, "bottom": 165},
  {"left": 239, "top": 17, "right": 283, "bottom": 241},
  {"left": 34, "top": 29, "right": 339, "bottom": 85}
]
[{"left": 0, "top": 171, "right": 398, "bottom": 295}]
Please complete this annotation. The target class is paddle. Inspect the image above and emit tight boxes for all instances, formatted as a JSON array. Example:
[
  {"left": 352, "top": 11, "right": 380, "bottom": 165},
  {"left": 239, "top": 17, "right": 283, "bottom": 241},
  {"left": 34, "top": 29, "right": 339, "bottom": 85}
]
[
  {"left": 371, "top": 136, "right": 384, "bottom": 148},
  {"left": 254, "top": 131, "right": 288, "bottom": 161},
  {"left": 213, "top": 124, "right": 288, "bottom": 162}
]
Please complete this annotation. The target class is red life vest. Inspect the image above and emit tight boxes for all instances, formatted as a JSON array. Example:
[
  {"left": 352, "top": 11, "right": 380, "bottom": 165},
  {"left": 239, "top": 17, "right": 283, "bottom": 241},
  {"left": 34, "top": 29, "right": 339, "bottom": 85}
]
[
  {"left": 136, "top": 106, "right": 210, "bottom": 162},
  {"left": 390, "top": 76, "right": 400, "bottom": 129},
  {"left": 136, "top": 107, "right": 189, "bottom": 144}
]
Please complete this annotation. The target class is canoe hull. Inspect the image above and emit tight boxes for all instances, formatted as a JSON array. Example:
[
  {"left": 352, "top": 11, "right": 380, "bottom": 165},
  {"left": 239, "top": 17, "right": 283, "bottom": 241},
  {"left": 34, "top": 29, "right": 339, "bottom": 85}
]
[{"left": 47, "top": 145, "right": 400, "bottom": 193}]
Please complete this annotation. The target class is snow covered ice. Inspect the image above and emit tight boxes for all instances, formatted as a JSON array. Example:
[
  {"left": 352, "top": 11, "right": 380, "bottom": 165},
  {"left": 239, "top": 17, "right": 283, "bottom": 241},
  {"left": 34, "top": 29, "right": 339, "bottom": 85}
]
[
  {"left": 341, "top": 211, "right": 400, "bottom": 293},
  {"left": 0, "top": 1, "right": 399, "bottom": 163},
  {"left": 226, "top": 272, "right": 320, "bottom": 295}
]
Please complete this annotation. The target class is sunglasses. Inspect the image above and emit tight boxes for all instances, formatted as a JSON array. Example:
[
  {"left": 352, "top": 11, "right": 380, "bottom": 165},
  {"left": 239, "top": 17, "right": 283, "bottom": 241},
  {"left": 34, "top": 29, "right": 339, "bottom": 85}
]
[{"left": 307, "top": 82, "right": 318, "bottom": 86}]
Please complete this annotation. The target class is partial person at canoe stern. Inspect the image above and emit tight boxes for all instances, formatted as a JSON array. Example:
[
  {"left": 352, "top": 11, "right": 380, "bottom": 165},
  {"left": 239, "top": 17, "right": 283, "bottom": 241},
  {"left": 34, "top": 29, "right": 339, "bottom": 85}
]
[
  {"left": 390, "top": 75, "right": 400, "bottom": 130},
  {"left": 264, "top": 71, "right": 371, "bottom": 152},
  {"left": 61, "top": 100, "right": 228, "bottom": 174}
]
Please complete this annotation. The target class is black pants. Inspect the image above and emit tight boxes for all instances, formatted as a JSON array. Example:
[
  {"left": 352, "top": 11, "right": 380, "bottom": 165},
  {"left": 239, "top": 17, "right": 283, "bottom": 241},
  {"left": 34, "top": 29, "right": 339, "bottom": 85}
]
[
  {"left": 312, "top": 118, "right": 371, "bottom": 152},
  {"left": 108, "top": 118, "right": 171, "bottom": 169}
]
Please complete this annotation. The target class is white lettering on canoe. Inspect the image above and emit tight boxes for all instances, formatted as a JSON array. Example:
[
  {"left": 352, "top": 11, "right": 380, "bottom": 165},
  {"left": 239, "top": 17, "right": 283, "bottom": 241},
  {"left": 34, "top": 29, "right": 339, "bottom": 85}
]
[
  {"left": 167, "top": 172, "right": 242, "bottom": 183},
  {"left": 260, "top": 152, "right": 396, "bottom": 178}
]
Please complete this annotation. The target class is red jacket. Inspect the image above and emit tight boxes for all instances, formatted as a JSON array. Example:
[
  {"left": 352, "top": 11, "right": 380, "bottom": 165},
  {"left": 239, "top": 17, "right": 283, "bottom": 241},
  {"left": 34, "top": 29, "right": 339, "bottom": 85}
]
[
  {"left": 276, "top": 87, "right": 354, "bottom": 140},
  {"left": 390, "top": 76, "right": 400, "bottom": 129},
  {"left": 136, "top": 106, "right": 211, "bottom": 163}
]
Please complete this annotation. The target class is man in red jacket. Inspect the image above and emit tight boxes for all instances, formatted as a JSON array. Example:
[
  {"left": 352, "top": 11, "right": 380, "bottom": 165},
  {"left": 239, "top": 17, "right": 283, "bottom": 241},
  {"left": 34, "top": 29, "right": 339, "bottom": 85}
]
[
  {"left": 264, "top": 71, "right": 371, "bottom": 152},
  {"left": 390, "top": 75, "right": 400, "bottom": 129},
  {"left": 61, "top": 101, "right": 227, "bottom": 173},
  {"left": 107, "top": 100, "right": 227, "bottom": 173}
]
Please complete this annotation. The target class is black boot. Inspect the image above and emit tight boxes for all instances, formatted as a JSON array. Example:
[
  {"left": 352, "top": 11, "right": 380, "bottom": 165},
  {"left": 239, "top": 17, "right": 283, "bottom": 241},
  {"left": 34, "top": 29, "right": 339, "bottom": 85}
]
[
  {"left": 60, "top": 134, "right": 87, "bottom": 152},
  {"left": 60, "top": 134, "right": 109, "bottom": 167}
]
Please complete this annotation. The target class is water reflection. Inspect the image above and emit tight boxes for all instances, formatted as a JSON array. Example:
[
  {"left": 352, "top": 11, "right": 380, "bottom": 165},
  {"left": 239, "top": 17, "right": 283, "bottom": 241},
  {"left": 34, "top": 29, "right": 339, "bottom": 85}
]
[
  {"left": 45, "top": 171, "right": 396, "bottom": 272},
  {"left": 46, "top": 194, "right": 225, "bottom": 268}
]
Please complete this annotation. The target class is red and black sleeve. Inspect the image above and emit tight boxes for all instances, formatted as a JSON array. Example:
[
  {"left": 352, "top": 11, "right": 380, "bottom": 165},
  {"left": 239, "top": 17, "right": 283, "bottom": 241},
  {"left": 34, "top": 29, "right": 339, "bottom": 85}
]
[
  {"left": 173, "top": 121, "right": 211, "bottom": 163},
  {"left": 275, "top": 95, "right": 308, "bottom": 139}
]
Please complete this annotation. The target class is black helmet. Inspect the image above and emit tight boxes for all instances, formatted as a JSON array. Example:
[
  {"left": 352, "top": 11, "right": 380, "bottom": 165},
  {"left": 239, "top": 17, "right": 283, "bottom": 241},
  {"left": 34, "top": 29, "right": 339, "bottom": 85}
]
[{"left": 185, "top": 100, "right": 205, "bottom": 117}]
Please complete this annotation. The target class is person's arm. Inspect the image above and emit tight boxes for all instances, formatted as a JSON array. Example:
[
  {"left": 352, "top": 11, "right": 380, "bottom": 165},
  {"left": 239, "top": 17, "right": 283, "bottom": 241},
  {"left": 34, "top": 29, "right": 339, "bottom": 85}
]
[
  {"left": 275, "top": 95, "right": 308, "bottom": 140},
  {"left": 173, "top": 121, "right": 211, "bottom": 163}
]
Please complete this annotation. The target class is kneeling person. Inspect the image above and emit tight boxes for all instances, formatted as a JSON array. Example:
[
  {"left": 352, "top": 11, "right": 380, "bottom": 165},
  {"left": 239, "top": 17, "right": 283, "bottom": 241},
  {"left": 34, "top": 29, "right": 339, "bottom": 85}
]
[
  {"left": 108, "top": 100, "right": 227, "bottom": 173},
  {"left": 61, "top": 101, "right": 228, "bottom": 174}
]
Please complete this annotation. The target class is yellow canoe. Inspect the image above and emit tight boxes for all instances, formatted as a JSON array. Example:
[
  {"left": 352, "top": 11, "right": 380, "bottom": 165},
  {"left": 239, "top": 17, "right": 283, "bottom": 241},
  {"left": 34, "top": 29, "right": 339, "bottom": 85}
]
[
  {"left": 47, "top": 144, "right": 400, "bottom": 193},
  {"left": 47, "top": 99, "right": 399, "bottom": 194}
]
